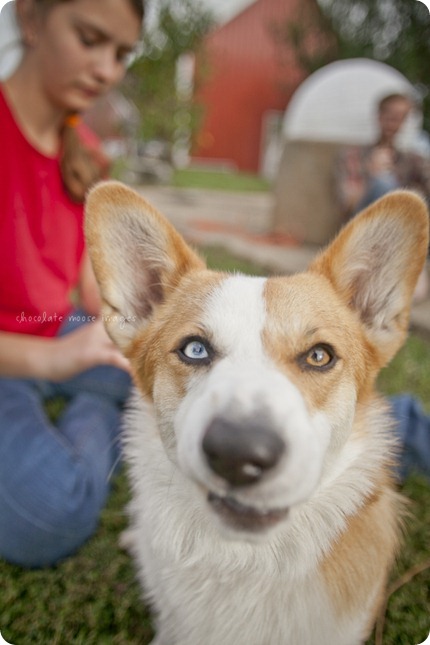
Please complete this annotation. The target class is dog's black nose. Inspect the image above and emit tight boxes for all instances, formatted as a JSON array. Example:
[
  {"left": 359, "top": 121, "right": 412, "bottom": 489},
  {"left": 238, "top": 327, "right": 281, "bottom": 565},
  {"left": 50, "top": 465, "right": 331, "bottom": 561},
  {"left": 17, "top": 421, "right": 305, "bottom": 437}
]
[{"left": 202, "top": 417, "right": 285, "bottom": 487}]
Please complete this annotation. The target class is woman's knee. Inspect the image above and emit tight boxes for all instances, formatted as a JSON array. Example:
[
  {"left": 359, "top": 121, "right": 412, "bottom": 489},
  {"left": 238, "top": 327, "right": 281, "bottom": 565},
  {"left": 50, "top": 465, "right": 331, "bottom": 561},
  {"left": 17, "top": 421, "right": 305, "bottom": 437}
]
[
  {"left": 0, "top": 465, "right": 109, "bottom": 568},
  {"left": 0, "top": 382, "right": 117, "bottom": 567}
]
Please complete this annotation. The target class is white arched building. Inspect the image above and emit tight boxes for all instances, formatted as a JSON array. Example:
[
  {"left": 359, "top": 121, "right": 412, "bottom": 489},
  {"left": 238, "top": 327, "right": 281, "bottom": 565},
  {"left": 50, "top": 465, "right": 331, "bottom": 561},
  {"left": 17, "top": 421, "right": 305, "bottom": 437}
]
[
  {"left": 273, "top": 59, "right": 423, "bottom": 245},
  {"left": 283, "top": 58, "right": 420, "bottom": 149}
]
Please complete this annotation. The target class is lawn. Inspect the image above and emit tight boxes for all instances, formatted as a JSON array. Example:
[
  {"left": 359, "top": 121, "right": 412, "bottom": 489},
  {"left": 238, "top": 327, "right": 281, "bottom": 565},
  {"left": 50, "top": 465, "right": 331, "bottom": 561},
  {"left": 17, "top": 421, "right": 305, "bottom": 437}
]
[
  {"left": 1, "top": 247, "right": 429, "bottom": 645},
  {"left": 171, "top": 167, "right": 270, "bottom": 192}
]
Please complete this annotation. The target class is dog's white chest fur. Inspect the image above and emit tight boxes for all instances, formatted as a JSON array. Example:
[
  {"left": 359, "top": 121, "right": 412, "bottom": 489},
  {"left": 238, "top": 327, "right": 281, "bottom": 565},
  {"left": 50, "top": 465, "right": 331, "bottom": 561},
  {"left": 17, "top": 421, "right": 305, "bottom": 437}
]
[{"left": 124, "top": 396, "right": 373, "bottom": 645}]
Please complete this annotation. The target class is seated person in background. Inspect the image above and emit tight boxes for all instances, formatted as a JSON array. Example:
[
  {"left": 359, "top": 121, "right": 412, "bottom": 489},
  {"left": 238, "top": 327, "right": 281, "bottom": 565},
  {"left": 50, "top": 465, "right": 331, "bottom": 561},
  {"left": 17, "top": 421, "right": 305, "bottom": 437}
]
[
  {"left": 336, "top": 92, "right": 430, "bottom": 300},
  {"left": 336, "top": 93, "right": 430, "bottom": 217}
]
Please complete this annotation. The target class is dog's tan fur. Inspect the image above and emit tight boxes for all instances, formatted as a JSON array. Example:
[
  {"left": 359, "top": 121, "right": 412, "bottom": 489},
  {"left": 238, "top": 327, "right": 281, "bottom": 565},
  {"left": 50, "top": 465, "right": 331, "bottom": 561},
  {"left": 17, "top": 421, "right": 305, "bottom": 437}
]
[{"left": 85, "top": 182, "right": 428, "bottom": 645}]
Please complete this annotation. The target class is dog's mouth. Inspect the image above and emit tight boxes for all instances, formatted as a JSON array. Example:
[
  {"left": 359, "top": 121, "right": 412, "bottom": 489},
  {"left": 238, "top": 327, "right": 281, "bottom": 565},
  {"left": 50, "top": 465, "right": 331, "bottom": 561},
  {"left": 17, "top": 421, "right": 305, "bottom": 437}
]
[{"left": 208, "top": 492, "right": 289, "bottom": 532}]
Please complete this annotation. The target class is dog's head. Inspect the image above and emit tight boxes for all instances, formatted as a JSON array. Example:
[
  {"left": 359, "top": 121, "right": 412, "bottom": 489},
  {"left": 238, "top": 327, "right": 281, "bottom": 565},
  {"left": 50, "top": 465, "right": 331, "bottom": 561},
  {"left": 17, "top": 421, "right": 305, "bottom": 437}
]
[{"left": 85, "top": 182, "right": 428, "bottom": 538}]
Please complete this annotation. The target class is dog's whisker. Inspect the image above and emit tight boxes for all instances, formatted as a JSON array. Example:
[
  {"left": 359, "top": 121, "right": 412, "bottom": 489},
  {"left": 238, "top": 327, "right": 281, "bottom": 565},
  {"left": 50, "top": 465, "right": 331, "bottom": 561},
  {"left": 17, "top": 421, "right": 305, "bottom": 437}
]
[
  {"left": 269, "top": 542, "right": 282, "bottom": 576},
  {"left": 104, "top": 428, "right": 127, "bottom": 484}
]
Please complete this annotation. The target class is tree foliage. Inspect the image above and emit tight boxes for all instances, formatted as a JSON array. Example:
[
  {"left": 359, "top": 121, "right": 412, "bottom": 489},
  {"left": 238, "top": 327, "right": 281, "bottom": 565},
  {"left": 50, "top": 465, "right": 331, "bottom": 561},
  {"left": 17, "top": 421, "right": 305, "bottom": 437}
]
[
  {"left": 123, "top": 0, "right": 214, "bottom": 147},
  {"left": 278, "top": 0, "right": 430, "bottom": 128}
]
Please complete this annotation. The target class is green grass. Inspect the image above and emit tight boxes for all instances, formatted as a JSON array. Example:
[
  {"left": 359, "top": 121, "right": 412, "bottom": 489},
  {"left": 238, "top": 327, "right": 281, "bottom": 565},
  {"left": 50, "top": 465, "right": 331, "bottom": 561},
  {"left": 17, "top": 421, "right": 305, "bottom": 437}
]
[
  {"left": 112, "top": 160, "right": 270, "bottom": 193},
  {"left": 366, "top": 471, "right": 430, "bottom": 645},
  {"left": 201, "top": 245, "right": 268, "bottom": 276},
  {"left": 1, "top": 248, "right": 429, "bottom": 645},
  {"left": 171, "top": 167, "right": 270, "bottom": 192},
  {"left": 378, "top": 335, "right": 430, "bottom": 406}
]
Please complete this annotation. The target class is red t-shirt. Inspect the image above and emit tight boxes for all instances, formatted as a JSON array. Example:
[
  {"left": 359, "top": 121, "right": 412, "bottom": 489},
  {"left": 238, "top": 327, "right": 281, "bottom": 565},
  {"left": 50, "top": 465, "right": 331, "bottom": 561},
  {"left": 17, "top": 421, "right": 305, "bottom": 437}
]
[{"left": 0, "top": 86, "right": 85, "bottom": 337}]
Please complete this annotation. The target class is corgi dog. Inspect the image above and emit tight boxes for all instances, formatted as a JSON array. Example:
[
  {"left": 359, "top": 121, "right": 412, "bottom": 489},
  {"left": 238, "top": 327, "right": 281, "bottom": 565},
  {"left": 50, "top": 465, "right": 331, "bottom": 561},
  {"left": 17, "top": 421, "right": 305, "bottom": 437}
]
[{"left": 85, "top": 182, "right": 428, "bottom": 645}]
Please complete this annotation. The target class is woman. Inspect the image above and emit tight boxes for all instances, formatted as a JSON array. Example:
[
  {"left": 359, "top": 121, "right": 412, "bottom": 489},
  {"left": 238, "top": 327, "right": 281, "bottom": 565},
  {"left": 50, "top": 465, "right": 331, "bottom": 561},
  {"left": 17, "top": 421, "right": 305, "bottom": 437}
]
[{"left": 0, "top": 0, "right": 143, "bottom": 567}]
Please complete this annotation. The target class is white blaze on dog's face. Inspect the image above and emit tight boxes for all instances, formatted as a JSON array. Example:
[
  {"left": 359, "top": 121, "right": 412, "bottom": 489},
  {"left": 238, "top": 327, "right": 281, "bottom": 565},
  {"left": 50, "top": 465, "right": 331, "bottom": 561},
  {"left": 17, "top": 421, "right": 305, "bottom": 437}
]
[
  {"left": 85, "top": 182, "right": 429, "bottom": 538},
  {"left": 137, "top": 269, "right": 367, "bottom": 536},
  {"left": 174, "top": 276, "right": 329, "bottom": 519},
  {"left": 172, "top": 273, "right": 361, "bottom": 522}
]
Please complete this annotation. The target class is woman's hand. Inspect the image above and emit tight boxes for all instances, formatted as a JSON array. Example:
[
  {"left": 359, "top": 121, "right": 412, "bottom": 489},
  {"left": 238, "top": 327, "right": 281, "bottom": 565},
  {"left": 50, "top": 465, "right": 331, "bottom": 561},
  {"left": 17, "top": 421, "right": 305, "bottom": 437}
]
[{"left": 48, "top": 319, "right": 131, "bottom": 382}]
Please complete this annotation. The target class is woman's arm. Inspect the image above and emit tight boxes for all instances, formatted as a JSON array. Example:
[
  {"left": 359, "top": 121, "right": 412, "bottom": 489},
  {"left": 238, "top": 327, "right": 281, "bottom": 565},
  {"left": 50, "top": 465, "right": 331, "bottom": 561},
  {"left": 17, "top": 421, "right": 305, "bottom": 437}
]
[
  {"left": 0, "top": 321, "right": 130, "bottom": 381},
  {"left": 0, "top": 331, "right": 57, "bottom": 379},
  {"left": 78, "top": 250, "right": 102, "bottom": 316}
]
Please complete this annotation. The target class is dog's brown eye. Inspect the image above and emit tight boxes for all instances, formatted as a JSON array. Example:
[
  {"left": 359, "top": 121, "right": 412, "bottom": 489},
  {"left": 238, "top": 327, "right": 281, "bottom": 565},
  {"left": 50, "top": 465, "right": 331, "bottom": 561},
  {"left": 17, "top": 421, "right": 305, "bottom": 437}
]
[{"left": 300, "top": 344, "right": 336, "bottom": 371}]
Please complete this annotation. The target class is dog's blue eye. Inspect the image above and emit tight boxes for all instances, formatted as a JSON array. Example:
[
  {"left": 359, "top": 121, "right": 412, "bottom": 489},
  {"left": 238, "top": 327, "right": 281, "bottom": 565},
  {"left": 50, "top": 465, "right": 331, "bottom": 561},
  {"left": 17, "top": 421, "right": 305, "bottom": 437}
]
[
  {"left": 184, "top": 341, "right": 208, "bottom": 360},
  {"left": 177, "top": 337, "right": 213, "bottom": 365}
]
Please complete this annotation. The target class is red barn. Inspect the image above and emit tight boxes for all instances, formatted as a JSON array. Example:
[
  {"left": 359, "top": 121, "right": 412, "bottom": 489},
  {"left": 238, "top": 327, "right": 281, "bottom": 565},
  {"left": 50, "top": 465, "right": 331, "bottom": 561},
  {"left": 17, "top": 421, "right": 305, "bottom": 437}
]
[{"left": 192, "top": 0, "right": 307, "bottom": 175}]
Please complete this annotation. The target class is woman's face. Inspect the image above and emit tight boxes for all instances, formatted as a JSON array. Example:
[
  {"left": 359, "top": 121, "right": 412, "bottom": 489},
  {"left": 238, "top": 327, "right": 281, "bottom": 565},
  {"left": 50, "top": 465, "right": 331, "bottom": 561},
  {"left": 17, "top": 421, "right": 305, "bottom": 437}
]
[{"left": 24, "top": 0, "right": 141, "bottom": 113}]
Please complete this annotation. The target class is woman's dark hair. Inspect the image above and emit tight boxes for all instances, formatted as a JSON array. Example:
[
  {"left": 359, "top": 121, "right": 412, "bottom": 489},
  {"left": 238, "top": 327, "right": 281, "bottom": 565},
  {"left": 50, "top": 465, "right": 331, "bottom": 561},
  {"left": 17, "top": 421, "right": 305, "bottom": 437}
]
[{"left": 34, "top": 0, "right": 145, "bottom": 202}]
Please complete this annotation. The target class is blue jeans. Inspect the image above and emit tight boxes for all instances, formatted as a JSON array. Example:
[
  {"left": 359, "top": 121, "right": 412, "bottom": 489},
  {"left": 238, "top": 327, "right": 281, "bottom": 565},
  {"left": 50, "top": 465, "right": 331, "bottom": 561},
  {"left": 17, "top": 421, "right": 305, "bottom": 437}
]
[
  {"left": 391, "top": 394, "right": 430, "bottom": 481},
  {"left": 354, "top": 173, "right": 399, "bottom": 214},
  {"left": 0, "top": 312, "right": 131, "bottom": 567}
]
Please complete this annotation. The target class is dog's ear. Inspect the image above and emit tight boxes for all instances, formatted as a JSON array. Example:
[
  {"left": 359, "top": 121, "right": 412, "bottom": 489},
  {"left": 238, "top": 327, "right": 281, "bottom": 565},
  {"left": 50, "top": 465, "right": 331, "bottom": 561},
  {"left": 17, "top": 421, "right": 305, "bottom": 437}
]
[
  {"left": 309, "top": 191, "right": 429, "bottom": 366},
  {"left": 85, "top": 181, "right": 205, "bottom": 350}
]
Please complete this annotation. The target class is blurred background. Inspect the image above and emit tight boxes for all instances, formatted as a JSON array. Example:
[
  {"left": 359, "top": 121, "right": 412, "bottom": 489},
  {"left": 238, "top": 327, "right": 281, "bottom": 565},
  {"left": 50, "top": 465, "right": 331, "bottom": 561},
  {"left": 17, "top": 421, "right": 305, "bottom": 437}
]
[
  {"left": 1, "top": 0, "right": 429, "bottom": 241},
  {"left": 2, "top": 0, "right": 428, "bottom": 189}
]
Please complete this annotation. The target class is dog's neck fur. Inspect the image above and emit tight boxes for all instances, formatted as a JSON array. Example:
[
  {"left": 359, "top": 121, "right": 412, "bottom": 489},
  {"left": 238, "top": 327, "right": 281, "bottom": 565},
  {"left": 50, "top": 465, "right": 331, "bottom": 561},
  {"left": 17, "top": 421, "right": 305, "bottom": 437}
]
[
  {"left": 125, "top": 391, "right": 395, "bottom": 575},
  {"left": 123, "top": 391, "right": 397, "bottom": 645}
]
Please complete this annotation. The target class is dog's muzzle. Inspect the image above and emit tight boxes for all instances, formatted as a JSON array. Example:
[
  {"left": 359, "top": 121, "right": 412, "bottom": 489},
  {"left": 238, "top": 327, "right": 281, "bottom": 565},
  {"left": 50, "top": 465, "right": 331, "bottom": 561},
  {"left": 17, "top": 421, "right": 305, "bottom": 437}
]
[
  {"left": 202, "top": 416, "right": 285, "bottom": 487},
  {"left": 202, "top": 416, "right": 289, "bottom": 531}
]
